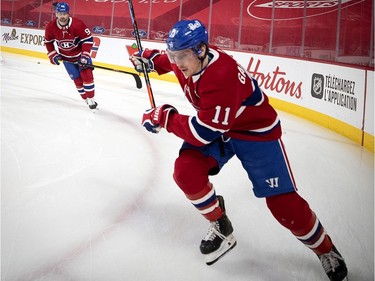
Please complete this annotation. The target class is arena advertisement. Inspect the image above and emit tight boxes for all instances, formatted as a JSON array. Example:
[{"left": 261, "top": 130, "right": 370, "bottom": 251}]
[
  {"left": 307, "top": 67, "right": 364, "bottom": 127},
  {"left": 224, "top": 50, "right": 366, "bottom": 129},
  {"left": 1, "top": 26, "right": 45, "bottom": 52}
]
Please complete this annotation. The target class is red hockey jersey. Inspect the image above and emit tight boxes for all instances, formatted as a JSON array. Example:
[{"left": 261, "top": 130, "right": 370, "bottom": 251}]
[
  {"left": 152, "top": 46, "right": 281, "bottom": 146},
  {"left": 44, "top": 17, "right": 93, "bottom": 62}
]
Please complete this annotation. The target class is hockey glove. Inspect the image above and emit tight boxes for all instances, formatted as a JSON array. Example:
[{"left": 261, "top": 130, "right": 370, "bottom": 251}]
[
  {"left": 130, "top": 50, "right": 159, "bottom": 73},
  {"left": 79, "top": 52, "right": 93, "bottom": 69},
  {"left": 48, "top": 50, "right": 60, "bottom": 65},
  {"left": 142, "top": 104, "right": 177, "bottom": 133}
]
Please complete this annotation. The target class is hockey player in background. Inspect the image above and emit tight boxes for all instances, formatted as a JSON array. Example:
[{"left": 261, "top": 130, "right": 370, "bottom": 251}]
[
  {"left": 130, "top": 19, "right": 348, "bottom": 281},
  {"left": 44, "top": 2, "right": 97, "bottom": 110}
]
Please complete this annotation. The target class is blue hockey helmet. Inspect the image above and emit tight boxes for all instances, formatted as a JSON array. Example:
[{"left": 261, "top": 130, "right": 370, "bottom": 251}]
[
  {"left": 166, "top": 19, "right": 208, "bottom": 52},
  {"left": 56, "top": 2, "right": 70, "bottom": 13}
]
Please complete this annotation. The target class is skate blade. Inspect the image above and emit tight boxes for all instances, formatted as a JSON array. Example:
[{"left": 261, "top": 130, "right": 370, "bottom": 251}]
[{"left": 204, "top": 234, "right": 237, "bottom": 266}]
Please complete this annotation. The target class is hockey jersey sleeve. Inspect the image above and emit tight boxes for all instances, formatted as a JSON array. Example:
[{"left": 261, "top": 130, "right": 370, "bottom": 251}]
[
  {"left": 152, "top": 53, "right": 174, "bottom": 75},
  {"left": 74, "top": 18, "right": 93, "bottom": 55},
  {"left": 44, "top": 22, "right": 56, "bottom": 54}
]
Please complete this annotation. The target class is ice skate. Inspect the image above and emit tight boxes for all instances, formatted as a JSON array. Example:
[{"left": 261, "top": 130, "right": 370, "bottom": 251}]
[
  {"left": 200, "top": 195, "right": 237, "bottom": 265},
  {"left": 319, "top": 245, "right": 348, "bottom": 281},
  {"left": 85, "top": 98, "right": 98, "bottom": 111}
]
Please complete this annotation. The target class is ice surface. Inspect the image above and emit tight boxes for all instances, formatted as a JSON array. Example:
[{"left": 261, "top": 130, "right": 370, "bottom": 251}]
[{"left": 1, "top": 52, "right": 374, "bottom": 281}]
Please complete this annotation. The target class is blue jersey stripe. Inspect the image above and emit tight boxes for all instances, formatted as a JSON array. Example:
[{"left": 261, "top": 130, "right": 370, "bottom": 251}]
[
  {"left": 192, "top": 192, "right": 217, "bottom": 209},
  {"left": 242, "top": 78, "right": 263, "bottom": 106},
  {"left": 190, "top": 116, "right": 223, "bottom": 143}
]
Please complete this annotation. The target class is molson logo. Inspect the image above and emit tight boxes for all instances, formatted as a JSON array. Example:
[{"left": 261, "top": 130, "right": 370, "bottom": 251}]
[{"left": 247, "top": 0, "right": 361, "bottom": 20}]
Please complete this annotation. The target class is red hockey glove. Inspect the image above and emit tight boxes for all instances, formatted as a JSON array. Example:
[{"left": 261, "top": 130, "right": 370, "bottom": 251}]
[
  {"left": 79, "top": 52, "right": 93, "bottom": 69},
  {"left": 142, "top": 104, "right": 178, "bottom": 133},
  {"left": 48, "top": 50, "right": 60, "bottom": 65},
  {"left": 130, "top": 50, "right": 159, "bottom": 73}
]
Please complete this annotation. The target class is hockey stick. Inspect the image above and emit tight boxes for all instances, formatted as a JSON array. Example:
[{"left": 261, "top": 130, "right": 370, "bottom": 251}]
[
  {"left": 127, "top": 0, "right": 156, "bottom": 108},
  {"left": 91, "top": 64, "right": 142, "bottom": 89},
  {"left": 61, "top": 60, "right": 142, "bottom": 89}
]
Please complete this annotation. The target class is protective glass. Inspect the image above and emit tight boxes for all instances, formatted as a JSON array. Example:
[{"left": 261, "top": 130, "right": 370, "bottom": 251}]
[{"left": 166, "top": 49, "right": 196, "bottom": 64}]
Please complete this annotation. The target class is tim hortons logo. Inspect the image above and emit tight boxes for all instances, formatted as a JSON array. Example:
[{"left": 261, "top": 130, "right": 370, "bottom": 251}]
[
  {"left": 247, "top": 57, "right": 302, "bottom": 99},
  {"left": 247, "top": 0, "right": 359, "bottom": 20}
]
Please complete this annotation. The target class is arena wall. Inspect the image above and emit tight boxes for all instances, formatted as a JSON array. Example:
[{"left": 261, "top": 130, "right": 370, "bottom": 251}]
[{"left": 1, "top": 26, "right": 373, "bottom": 151}]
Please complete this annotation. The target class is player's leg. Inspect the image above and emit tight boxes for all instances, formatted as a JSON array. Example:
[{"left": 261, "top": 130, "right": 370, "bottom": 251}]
[
  {"left": 233, "top": 138, "right": 347, "bottom": 281},
  {"left": 72, "top": 77, "right": 86, "bottom": 99},
  {"left": 173, "top": 140, "right": 236, "bottom": 265},
  {"left": 80, "top": 68, "right": 97, "bottom": 109},
  {"left": 62, "top": 62, "right": 89, "bottom": 104},
  {"left": 266, "top": 193, "right": 347, "bottom": 281}
]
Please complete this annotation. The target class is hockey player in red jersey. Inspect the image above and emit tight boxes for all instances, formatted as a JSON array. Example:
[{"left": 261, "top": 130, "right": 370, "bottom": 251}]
[
  {"left": 130, "top": 19, "right": 348, "bottom": 281},
  {"left": 44, "top": 2, "right": 97, "bottom": 110}
]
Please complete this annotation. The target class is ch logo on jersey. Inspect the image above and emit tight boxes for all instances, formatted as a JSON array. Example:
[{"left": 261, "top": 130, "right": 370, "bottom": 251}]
[
  {"left": 266, "top": 177, "right": 279, "bottom": 188},
  {"left": 58, "top": 40, "right": 75, "bottom": 50}
]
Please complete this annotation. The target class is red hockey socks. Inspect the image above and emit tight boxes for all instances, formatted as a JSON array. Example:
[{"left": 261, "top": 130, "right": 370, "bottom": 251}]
[
  {"left": 173, "top": 149, "right": 222, "bottom": 221},
  {"left": 73, "top": 77, "right": 86, "bottom": 99},
  {"left": 185, "top": 182, "right": 223, "bottom": 221},
  {"left": 80, "top": 69, "right": 95, "bottom": 98},
  {"left": 266, "top": 192, "right": 333, "bottom": 255}
]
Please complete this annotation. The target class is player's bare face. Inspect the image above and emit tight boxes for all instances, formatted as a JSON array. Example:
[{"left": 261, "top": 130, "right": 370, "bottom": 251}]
[
  {"left": 167, "top": 49, "right": 203, "bottom": 77},
  {"left": 56, "top": 12, "right": 69, "bottom": 26}
]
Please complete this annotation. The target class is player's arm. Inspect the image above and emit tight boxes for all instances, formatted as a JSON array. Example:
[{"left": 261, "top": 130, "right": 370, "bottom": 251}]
[
  {"left": 142, "top": 73, "right": 242, "bottom": 146},
  {"left": 130, "top": 50, "right": 173, "bottom": 74},
  {"left": 44, "top": 24, "right": 55, "bottom": 52},
  {"left": 44, "top": 27, "right": 60, "bottom": 65},
  {"left": 141, "top": 101, "right": 231, "bottom": 146},
  {"left": 79, "top": 35, "right": 93, "bottom": 67},
  {"left": 74, "top": 20, "right": 93, "bottom": 67},
  {"left": 79, "top": 30, "right": 93, "bottom": 55},
  {"left": 166, "top": 113, "right": 225, "bottom": 146}
]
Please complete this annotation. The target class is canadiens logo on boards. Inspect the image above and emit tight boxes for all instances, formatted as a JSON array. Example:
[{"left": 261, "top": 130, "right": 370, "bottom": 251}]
[{"left": 247, "top": 0, "right": 359, "bottom": 20}]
